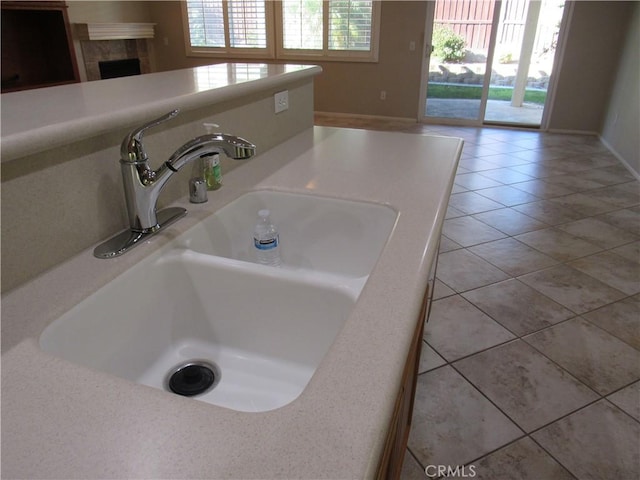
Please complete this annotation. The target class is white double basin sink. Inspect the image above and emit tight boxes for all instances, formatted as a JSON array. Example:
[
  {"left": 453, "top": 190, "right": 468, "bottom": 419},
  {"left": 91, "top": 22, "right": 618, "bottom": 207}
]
[{"left": 40, "top": 190, "right": 397, "bottom": 412}]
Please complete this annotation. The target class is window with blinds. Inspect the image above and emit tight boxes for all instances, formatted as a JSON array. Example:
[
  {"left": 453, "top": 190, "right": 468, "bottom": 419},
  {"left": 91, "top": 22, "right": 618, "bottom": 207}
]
[
  {"left": 328, "top": 1, "right": 374, "bottom": 51},
  {"left": 186, "top": 0, "right": 225, "bottom": 47},
  {"left": 184, "top": 0, "right": 272, "bottom": 56},
  {"left": 279, "top": 0, "right": 377, "bottom": 57},
  {"left": 228, "top": 0, "right": 267, "bottom": 48},
  {"left": 281, "top": 0, "right": 323, "bottom": 50},
  {"left": 183, "top": 0, "right": 379, "bottom": 62}
]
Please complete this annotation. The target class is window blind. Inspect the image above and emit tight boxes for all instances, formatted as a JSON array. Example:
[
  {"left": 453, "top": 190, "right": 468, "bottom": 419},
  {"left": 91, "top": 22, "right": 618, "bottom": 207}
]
[
  {"left": 228, "top": 0, "right": 267, "bottom": 48},
  {"left": 281, "top": 0, "right": 323, "bottom": 50},
  {"left": 328, "top": 0, "right": 373, "bottom": 51},
  {"left": 187, "top": 0, "right": 225, "bottom": 47},
  {"left": 184, "top": 0, "right": 378, "bottom": 61},
  {"left": 186, "top": 0, "right": 267, "bottom": 49}
]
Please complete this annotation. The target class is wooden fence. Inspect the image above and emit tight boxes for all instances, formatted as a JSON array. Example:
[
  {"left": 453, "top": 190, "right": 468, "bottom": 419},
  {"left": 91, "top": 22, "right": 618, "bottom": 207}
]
[
  {"left": 435, "top": 0, "right": 495, "bottom": 51},
  {"left": 434, "top": 0, "right": 560, "bottom": 55}
]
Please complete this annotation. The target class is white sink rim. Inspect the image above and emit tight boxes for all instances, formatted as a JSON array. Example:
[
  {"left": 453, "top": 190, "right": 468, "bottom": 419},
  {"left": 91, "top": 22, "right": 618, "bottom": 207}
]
[
  {"left": 174, "top": 189, "right": 398, "bottom": 279},
  {"left": 39, "top": 249, "right": 356, "bottom": 412}
]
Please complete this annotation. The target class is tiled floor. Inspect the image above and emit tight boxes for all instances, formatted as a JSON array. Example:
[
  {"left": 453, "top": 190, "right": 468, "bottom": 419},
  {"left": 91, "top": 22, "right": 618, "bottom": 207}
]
[{"left": 315, "top": 115, "right": 640, "bottom": 479}]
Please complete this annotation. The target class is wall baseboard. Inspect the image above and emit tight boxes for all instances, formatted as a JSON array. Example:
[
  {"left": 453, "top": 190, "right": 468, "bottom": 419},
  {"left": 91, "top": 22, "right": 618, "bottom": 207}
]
[
  {"left": 314, "top": 111, "right": 417, "bottom": 125},
  {"left": 599, "top": 135, "right": 640, "bottom": 181},
  {"left": 546, "top": 128, "right": 600, "bottom": 136}
]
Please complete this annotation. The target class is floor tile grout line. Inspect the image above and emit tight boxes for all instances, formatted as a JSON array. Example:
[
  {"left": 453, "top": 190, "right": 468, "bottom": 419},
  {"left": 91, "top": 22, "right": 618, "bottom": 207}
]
[
  {"left": 572, "top": 311, "right": 640, "bottom": 353},
  {"left": 601, "top": 397, "right": 640, "bottom": 425},
  {"left": 438, "top": 215, "right": 636, "bottom": 306},
  {"left": 458, "top": 433, "right": 580, "bottom": 480},
  {"left": 450, "top": 198, "right": 640, "bottom": 231},
  {"left": 519, "top": 332, "right": 610, "bottom": 397},
  {"left": 448, "top": 213, "right": 639, "bottom": 260},
  {"left": 513, "top": 262, "right": 630, "bottom": 310},
  {"left": 526, "top": 434, "right": 582, "bottom": 480},
  {"left": 413, "top": 360, "right": 528, "bottom": 476},
  {"left": 436, "top": 261, "right": 633, "bottom": 338},
  {"left": 459, "top": 290, "right": 579, "bottom": 340},
  {"left": 450, "top": 333, "right": 601, "bottom": 403},
  {"left": 447, "top": 355, "right": 590, "bottom": 433},
  {"left": 460, "top": 155, "right": 633, "bottom": 183},
  {"left": 422, "top": 310, "right": 639, "bottom": 444},
  {"left": 427, "top": 286, "right": 640, "bottom": 361},
  {"left": 449, "top": 356, "right": 604, "bottom": 436},
  {"left": 421, "top": 334, "right": 516, "bottom": 370}
]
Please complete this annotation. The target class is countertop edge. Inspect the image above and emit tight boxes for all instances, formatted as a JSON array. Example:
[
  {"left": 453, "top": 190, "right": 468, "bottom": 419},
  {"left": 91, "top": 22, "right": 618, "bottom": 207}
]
[{"left": 1, "top": 64, "right": 322, "bottom": 162}]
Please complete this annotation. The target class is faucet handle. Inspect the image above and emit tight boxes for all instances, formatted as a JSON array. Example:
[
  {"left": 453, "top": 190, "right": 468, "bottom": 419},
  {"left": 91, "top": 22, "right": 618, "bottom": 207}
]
[{"left": 121, "top": 109, "right": 180, "bottom": 163}]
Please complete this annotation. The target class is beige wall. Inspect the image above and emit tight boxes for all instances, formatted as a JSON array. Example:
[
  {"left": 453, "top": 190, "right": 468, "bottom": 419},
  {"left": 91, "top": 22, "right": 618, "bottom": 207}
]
[
  {"left": 66, "top": 1, "right": 152, "bottom": 23},
  {"left": 601, "top": 3, "right": 640, "bottom": 176},
  {"left": 148, "top": 1, "right": 197, "bottom": 72},
  {"left": 313, "top": 1, "right": 427, "bottom": 119},
  {"left": 547, "top": 1, "right": 636, "bottom": 133}
]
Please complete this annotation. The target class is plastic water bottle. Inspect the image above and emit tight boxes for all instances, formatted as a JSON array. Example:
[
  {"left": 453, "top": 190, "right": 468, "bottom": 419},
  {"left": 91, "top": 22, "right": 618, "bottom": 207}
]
[{"left": 253, "top": 209, "right": 281, "bottom": 266}]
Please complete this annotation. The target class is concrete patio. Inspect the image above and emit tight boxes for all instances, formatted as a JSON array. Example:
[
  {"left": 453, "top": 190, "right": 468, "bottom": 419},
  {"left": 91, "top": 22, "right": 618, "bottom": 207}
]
[{"left": 426, "top": 98, "right": 544, "bottom": 125}]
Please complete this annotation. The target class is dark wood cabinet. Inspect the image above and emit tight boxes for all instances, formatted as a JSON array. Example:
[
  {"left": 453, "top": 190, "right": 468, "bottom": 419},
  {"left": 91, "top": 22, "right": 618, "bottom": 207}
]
[
  {"left": 377, "top": 254, "right": 439, "bottom": 479},
  {"left": 376, "top": 284, "right": 430, "bottom": 480},
  {"left": 2, "top": 1, "right": 80, "bottom": 92}
]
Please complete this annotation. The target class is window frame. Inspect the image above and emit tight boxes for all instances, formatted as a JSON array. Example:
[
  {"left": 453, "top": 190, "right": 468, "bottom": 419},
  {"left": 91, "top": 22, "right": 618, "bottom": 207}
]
[
  {"left": 182, "top": 0, "right": 381, "bottom": 63},
  {"left": 181, "top": 0, "right": 276, "bottom": 60}
]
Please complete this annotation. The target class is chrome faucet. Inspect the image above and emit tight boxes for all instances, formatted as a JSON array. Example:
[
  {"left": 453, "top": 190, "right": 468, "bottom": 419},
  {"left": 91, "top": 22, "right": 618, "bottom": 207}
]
[{"left": 94, "top": 109, "right": 256, "bottom": 258}]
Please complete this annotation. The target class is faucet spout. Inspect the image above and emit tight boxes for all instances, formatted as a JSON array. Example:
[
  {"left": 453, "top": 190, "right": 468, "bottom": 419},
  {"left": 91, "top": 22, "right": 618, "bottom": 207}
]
[
  {"left": 111, "top": 109, "right": 255, "bottom": 232},
  {"left": 167, "top": 133, "right": 256, "bottom": 171},
  {"left": 122, "top": 131, "right": 256, "bottom": 234},
  {"left": 96, "top": 109, "right": 257, "bottom": 258}
]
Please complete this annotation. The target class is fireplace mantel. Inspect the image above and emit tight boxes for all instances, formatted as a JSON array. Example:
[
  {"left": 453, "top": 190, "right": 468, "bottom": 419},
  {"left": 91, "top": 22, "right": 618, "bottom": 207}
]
[{"left": 75, "top": 23, "right": 155, "bottom": 41}]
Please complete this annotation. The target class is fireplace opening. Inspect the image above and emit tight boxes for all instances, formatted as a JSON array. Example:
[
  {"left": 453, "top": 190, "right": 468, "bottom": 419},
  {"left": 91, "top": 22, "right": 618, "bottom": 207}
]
[{"left": 99, "top": 58, "right": 141, "bottom": 80}]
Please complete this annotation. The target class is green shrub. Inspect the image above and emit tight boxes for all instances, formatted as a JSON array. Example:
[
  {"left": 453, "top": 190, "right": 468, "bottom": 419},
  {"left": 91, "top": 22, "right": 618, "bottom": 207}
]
[{"left": 432, "top": 25, "right": 466, "bottom": 63}]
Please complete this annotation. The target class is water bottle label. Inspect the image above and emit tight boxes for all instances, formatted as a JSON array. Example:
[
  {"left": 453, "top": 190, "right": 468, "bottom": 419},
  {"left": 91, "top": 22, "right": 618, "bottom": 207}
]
[{"left": 254, "top": 236, "right": 279, "bottom": 250}]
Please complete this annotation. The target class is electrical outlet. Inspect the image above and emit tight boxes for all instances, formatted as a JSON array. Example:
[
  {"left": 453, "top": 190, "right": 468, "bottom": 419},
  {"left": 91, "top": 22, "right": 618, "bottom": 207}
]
[
  {"left": 409, "top": 41, "right": 416, "bottom": 51},
  {"left": 274, "top": 90, "right": 289, "bottom": 113},
  {"left": 380, "top": 90, "right": 387, "bottom": 101}
]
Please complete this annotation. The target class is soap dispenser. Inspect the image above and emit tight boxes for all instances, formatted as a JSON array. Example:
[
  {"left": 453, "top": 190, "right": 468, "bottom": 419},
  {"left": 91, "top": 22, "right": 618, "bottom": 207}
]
[{"left": 202, "top": 122, "right": 223, "bottom": 190}]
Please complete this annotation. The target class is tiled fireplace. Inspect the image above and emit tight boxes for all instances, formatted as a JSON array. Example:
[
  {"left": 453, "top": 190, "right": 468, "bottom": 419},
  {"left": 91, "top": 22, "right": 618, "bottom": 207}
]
[
  {"left": 80, "top": 39, "right": 151, "bottom": 80},
  {"left": 75, "top": 23, "right": 154, "bottom": 81}
]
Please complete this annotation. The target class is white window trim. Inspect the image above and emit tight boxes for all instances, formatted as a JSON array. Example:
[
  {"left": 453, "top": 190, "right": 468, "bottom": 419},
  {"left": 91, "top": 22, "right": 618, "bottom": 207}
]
[
  {"left": 181, "top": 1, "right": 276, "bottom": 60},
  {"left": 182, "top": 0, "right": 381, "bottom": 63}
]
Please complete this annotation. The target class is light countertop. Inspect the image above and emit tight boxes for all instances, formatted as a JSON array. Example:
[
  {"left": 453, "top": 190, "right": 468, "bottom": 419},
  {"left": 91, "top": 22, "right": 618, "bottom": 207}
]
[
  {"left": 0, "top": 63, "right": 321, "bottom": 162},
  {"left": 1, "top": 126, "right": 462, "bottom": 478}
]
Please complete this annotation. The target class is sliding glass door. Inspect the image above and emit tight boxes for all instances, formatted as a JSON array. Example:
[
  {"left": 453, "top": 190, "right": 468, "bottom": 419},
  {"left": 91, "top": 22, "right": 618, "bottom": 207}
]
[
  {"left": 421, "top": 0, "right": 566, "bottom": 127},
  {"left": 423, "top": 0, "right": 498, "bottom": 123},
  {"left": 484, "top": 0, "right": 565, "bottom": 125}
]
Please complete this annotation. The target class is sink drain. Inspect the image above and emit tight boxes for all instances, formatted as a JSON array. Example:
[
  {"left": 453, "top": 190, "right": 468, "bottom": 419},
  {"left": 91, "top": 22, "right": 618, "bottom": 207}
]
[{"left": 165, "top": 361, "right": 220, "bottom": 397}]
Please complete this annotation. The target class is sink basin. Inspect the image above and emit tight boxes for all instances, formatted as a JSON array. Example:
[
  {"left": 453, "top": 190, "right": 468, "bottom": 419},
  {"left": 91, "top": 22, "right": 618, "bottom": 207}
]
[
  {"left": 176, "top": 190, "right": 398, "bottom": 278},
  {"left": 40, "top": 190, "right": 397, "bottom": 411},
  {"left": 40, "top": 250, "right": 354, "bottom": 412}
]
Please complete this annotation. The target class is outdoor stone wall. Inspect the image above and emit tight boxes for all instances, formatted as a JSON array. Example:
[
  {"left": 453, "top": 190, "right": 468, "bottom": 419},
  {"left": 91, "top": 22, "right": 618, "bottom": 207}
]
[{"left": 428, "top": 62, "right": 550, "bottom": 89}]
